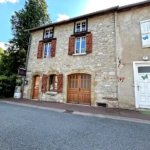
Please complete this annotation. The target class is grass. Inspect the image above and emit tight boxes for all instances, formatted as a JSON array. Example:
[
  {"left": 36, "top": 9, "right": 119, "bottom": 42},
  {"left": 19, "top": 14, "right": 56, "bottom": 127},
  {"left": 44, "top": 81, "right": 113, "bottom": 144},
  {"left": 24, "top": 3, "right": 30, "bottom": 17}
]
[{"left": 139, "top": 110, "right": 150, "bottom": 115}]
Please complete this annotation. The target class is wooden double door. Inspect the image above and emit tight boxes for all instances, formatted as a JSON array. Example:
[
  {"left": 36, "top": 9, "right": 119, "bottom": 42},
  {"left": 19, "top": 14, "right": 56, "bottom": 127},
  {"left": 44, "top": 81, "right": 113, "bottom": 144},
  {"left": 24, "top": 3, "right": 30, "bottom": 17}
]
[{"left": 67, "top": 74, "right": 91, "bottom": 105}]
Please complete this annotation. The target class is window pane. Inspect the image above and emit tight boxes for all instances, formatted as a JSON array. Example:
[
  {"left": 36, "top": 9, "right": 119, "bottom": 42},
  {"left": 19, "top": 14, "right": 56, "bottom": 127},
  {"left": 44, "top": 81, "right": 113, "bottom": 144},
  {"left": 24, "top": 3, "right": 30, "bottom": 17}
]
[
  {"left": 76, "top": 38, "right": 80, "bottom": 53},
  {"left": 87, "top": 80, "right": 90, "bottom": 89},
  {"left": 81, "top": 37, "right": 86, "bottom": 53},
  {"left": 82, "top": 22, "right": 86, "bottom": 31},
  {"left": 81, "top": 80, "right": 83, "bottom": 88},
  {"left": 44, "top": 44, "right": 48, "bottom": 58},
  {"left": 138, "top": 66, "right": 150, "bottom": 73},
  {"left": 76, "top": 23, "right": 80, "bottom": 32},
  {"left": 47, "top": 43, "right": 51, "bottom": 58},
  {"left": 84, "top": 80, "right": 86, "bottom": 88}
]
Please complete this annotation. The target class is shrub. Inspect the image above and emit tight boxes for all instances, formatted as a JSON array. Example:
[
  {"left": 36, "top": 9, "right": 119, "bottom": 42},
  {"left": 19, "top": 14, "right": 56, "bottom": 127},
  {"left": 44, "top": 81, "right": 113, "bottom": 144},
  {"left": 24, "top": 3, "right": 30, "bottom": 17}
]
[{"left": 0, "top": 74, "right": 16, "bottom": 98}]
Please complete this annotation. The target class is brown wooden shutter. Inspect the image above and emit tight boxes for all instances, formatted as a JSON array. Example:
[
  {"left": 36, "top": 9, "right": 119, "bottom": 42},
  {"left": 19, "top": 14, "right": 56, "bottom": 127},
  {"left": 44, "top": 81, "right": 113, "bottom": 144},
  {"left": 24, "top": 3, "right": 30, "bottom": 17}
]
[
  {"left": 68, "top": 36, "right": 75, "bottom": 55},
  {"left": 42, "top": 74, "right": 47, "bottom": 93},
  {"left": 37, "top": 42, "right": 43, "bottom": 58},
  {"left": 57, "top": 74, "right": 63, "bottom": 93},
  {"left": 86, "top": 33, "right": 92, "bottom": 54},
  {"left": 51, "top": 40, "right": 56, "bottom": 57}
]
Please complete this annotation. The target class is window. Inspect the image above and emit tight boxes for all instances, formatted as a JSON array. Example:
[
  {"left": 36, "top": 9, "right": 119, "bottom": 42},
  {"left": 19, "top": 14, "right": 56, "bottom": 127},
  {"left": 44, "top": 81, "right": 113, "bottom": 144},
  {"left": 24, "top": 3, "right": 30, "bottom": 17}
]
[
  {"left": 75, "top": 37, "right": 86, "bottom": 54},
  {"left": 138, "top": 66, "right": 150, "bottom": 73},
  {"left": 48, "top": 75, "right": 57, "bottom": 91},
  {"left": 44, "top": 28, "right": 53, "bottom": 38},
  {"left": 44, "top": 43, "right": 51, "bottom": 58},
  {"left": 140, "top": 19, "right": 150, "bottom": 47},
  {"left": 75, "top": 20, "right": 86, "bottom": 32}
]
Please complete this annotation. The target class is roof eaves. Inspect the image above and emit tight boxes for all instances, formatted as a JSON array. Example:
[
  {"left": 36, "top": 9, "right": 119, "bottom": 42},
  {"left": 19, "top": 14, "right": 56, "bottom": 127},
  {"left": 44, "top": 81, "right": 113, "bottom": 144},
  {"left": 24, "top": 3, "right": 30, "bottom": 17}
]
[{"left": 25, "top": 5, "right": 119, "bottom": 32}]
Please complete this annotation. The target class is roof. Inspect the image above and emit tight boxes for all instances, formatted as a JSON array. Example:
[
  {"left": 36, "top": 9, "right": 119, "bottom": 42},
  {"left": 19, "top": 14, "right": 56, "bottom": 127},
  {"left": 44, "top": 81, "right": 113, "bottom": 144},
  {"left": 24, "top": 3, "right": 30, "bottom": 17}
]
[{"left": 26, "top": 0, "right": 150, "bottom": 32}]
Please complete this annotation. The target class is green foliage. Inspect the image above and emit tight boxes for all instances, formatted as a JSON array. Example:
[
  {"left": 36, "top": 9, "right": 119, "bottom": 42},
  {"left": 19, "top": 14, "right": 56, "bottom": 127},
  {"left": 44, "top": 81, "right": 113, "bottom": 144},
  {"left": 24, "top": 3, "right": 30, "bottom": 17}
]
[
  {"left": 0, "top": 49, "right": 26, "bottom": 76},
  {"left": 0, "top": 0, "right": 50, "bottom": 97},
  {"left": 0, "top": 75, "right": 16, "bottom": 98},
  {"left": 0, "top": 47, "right": 4, "bottom": 59},
  {"left": 10, "top": 0, "right": 51, "bottom": 53},
  {"left": 16, "top": 78, "right": 23, "bottom": 86}
]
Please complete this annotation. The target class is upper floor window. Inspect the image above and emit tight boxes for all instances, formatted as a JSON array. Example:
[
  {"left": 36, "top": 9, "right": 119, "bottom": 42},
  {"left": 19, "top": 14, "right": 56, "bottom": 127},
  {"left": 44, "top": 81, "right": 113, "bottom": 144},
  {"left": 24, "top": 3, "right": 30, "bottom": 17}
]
[
  {"left": 75, "top": 20, "right": 86, "bottom": 32},
  {"left": 44, "top": 28, "right": 53, "bottom": 38},
  {"left": 75, "top": 37, "right": 86, "bottom": 54},
  {"left": 140, "top": 19, "right": 150, "bottom": 47},
  {"left": 44, "top": 42, "right": 51, "bottom": 58}
]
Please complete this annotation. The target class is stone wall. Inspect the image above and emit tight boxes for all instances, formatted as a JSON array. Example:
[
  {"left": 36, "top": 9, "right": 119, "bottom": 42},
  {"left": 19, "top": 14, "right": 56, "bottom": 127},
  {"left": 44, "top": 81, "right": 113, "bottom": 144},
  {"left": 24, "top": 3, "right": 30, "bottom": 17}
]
[{"left": 23, "top": 13, "right": 118, "bottom": 107}]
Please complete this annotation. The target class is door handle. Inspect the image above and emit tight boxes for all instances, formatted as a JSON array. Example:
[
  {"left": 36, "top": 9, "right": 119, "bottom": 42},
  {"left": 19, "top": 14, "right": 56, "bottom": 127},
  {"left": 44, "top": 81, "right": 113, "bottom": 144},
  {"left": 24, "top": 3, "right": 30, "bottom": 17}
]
[{"left": 79, "top": 88, "right": 80, "bottom": 92}]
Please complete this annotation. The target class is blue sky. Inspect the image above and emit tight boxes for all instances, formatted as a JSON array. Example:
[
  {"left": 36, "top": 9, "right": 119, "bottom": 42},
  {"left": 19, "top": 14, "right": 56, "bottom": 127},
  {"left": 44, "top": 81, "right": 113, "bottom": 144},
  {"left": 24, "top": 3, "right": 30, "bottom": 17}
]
[{"left": 0, "top": 0, "right": 143, "bottom": 49}]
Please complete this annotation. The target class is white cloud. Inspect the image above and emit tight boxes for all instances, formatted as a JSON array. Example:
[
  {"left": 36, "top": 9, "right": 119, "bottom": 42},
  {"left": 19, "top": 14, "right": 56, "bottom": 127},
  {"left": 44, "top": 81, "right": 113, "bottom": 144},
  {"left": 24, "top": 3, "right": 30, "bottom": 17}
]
[
  {"left": 0, "top": 0, "right": 19, "bottom": 3},
  {"left": 57, "top": 14, "right": 70, "bottom": 22},
  {"left": 83, "top": 0, "right": 143, "bottom": 14},
  {"left": 0, "top": 42, "right": 9, "bottom": 50}
]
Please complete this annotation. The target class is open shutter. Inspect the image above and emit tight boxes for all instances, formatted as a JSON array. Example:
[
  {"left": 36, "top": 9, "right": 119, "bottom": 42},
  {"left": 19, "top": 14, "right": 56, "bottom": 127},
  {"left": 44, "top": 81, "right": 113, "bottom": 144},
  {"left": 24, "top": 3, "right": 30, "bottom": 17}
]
[
  {"left": 37, "top": 42, "right": 43, "bottom": 58},
  {"left": 68, "top": 36, "right": 75, "bottom": 55},
  {"left": 57, "top": 74, "right": 63, "bottom": 93},
  {"left": 42, "top": 74, "right": 47, "bottom": 93},
  {"left": 86, "top": 33, "right": 92, "bottom": 54},
  {"left": 51, "top": 40, "right": 56, "bottom": 57},
  {"left": 141, "top": 20, "right": 150, "bottom": 47}
]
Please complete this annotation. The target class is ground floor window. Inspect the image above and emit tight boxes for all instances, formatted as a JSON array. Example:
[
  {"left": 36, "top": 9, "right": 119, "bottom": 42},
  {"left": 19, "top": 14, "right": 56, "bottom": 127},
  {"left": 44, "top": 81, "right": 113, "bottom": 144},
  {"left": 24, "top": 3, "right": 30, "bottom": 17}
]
[{"left": 48, "top": 74, "right": 57, "bottom": 91}]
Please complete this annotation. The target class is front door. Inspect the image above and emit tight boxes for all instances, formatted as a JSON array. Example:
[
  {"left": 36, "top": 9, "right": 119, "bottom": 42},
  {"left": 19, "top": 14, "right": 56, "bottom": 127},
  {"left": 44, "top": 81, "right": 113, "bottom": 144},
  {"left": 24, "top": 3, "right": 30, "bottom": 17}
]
[
  {"left": 67, "top": 74, "right": 91, "bottom": 105},
  {"left": 32, "top": 75, "right": 40, "bottom": 99},
  {"left": 137, "top": 66, "right": 150, "bottom": 108}
]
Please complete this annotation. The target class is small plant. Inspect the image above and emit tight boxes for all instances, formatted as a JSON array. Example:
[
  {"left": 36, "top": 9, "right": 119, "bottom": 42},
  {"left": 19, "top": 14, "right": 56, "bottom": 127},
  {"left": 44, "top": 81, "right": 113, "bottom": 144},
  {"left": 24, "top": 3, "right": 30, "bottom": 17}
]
[{"left": 16, "top": 78, "right": 23, "bottom": 86}]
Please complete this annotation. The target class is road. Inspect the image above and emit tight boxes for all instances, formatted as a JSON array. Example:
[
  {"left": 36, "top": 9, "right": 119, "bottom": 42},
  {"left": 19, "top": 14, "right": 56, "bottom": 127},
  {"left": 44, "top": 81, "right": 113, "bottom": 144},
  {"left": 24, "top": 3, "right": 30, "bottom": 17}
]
[{"left": 0, "top": 102, "right": 150, "bottom": 150}]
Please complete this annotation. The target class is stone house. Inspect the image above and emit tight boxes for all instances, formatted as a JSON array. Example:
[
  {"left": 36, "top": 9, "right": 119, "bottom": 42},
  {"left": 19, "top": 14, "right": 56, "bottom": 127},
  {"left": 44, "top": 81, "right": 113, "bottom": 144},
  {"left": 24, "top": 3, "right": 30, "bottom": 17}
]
[{"left": 23, "top": 1, "right": 150, "bottom": 110}]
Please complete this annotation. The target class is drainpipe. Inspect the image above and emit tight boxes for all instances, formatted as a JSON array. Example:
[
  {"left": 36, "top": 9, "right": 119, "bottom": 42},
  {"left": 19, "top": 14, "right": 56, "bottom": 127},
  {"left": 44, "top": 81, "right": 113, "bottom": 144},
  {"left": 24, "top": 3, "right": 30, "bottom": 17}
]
[
  {"left": 21, "top": 34, "right": 32, "bottom": 98},
  {"left": 114, "top": 11, "right": 120, "bottom": 105}
]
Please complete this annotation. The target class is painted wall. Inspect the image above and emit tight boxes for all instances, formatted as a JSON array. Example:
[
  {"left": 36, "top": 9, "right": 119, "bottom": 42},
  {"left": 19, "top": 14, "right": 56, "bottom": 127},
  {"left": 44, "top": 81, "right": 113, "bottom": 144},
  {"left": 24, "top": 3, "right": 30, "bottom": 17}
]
[
  {"left": 23, "top": 13, "right": 118, "bottom": 107},
  {"left": 116, "top": 5, "right": 150, "bottom": 109}
]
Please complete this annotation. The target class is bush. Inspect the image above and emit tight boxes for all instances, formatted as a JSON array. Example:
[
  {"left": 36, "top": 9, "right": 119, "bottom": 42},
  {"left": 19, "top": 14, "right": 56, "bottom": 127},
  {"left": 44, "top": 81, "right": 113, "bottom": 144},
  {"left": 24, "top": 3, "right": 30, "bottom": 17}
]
[{"left": 0, "top": 74, "right": 16, "bottom": 98}]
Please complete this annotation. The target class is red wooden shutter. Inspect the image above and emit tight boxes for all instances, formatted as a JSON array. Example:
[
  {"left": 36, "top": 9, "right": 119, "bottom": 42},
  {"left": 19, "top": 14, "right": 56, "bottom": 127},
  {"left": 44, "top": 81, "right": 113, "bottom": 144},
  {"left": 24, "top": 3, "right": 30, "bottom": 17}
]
[
  {"left": 37, "top": 42, "right": 43, "bottom": 58},
  {"left": 42, "top": 74, "right": 47, "bottom": 93},
  {"left": 86, "top": 33, "right": 92, "bottom": 54},
  {"left": 68, "top": 36, "right": 75, "bottom": 55},
  {"left": 51, "top": 40, "right": 56, "bottom": 57},
  {"left": 57, "top": 74, "right": 63, "bottom": 93}
]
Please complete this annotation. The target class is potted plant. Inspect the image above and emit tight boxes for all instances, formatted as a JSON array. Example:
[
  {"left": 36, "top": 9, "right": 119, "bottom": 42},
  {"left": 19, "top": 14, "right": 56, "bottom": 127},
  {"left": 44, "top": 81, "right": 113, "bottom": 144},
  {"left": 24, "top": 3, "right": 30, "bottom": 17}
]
[{"left": 14, "top": 78, "right": 23, "bottom": 98}]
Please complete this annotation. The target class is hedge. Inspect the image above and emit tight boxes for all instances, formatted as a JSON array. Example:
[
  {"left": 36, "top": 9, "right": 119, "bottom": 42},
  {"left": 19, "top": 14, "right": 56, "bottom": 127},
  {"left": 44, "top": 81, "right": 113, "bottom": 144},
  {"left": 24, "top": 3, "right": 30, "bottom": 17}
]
[{"left": 0, "top": 75, "right": 16, "bottom": 98}]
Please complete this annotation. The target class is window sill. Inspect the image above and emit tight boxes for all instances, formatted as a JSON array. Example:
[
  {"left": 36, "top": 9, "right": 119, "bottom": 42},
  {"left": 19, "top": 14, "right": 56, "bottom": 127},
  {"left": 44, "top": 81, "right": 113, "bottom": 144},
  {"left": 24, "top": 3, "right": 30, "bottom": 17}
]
[
  {"left": 73, "top": 53, "right": 86, "bottom": 56},
  {"left": 46, "top": 91, "right": 57, "bottom": 96}
]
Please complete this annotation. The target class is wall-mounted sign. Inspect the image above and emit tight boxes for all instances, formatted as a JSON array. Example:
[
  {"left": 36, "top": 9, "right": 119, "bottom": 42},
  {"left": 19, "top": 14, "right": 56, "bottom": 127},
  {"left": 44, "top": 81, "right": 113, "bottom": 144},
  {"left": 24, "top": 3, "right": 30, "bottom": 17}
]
[{"left": 18, "top": 68, "right": 26, "bottom": 76}]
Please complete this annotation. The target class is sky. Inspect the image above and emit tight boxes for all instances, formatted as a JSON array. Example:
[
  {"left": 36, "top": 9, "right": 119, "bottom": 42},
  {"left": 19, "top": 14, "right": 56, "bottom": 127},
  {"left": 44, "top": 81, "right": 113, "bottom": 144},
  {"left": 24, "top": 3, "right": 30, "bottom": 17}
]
[{"left": 0, "top": 0, "right": 144, "bottom": 49}]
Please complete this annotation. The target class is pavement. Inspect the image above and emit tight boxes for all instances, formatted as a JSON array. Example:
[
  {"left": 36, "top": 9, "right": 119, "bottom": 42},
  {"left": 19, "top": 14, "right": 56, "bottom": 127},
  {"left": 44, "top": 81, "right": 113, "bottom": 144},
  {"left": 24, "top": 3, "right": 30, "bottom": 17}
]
[
  {"left": 1, "top": 102, "right": 150, "bottom": 150},
  {"left": 1, "top": 98, "right": 150, "bottom": 123}
]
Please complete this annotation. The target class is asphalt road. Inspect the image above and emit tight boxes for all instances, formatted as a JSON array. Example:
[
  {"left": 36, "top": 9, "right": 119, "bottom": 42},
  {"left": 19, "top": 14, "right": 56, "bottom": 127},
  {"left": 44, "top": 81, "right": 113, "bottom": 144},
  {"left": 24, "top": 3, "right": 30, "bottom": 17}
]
[{"left": 0, "top": 102, "right": 150, "bottom": 150}]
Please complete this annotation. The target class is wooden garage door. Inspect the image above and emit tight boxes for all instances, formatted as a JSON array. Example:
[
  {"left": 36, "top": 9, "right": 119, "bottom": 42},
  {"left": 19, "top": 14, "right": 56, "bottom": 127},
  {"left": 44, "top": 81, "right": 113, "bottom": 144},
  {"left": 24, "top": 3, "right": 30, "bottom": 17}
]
[{"left": 67, "top": 74, "right": 91, "bottom": 105}]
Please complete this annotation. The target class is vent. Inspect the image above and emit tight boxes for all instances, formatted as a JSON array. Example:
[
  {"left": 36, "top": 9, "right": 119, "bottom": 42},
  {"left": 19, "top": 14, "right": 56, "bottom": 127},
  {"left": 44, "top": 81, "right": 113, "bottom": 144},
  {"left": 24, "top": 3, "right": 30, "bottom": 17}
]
[{"left": 97, "top": 103, "right": 107, "bottom": 107}]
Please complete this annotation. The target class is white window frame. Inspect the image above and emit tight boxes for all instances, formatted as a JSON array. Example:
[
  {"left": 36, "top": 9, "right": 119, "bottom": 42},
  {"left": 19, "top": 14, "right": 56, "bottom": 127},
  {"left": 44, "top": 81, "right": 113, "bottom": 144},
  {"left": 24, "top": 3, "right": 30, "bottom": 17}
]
[
  {"left": 75, "top": 20, "right": 86, "bottom": 32},
  {"left": 140, "top": 19, "right": 150, "bottom": 48},
  {"left": 43, "top": 42, "right": 51, "bottom": 58},
  {"left": 74, "top": 36, "right": 86, "bottom": 55},
  {"left": 44, "top": 27, "right": 53, "bottom": 38}
]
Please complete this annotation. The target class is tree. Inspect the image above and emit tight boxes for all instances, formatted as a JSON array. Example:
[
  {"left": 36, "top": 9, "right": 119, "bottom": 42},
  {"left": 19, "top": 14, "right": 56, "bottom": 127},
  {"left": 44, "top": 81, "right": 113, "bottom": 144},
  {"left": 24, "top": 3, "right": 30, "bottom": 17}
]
[
  {"left": 0, "top": 47, "right": 4, "bottom": 59},
  {"left": 10, "top": 0, "right": 51, "bottom": 53},
  {"left": 0, "top": 0, "right": 51, "bottom": 97}
]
